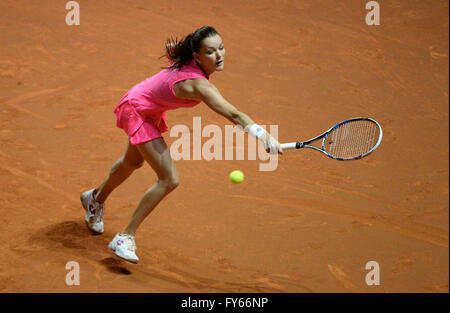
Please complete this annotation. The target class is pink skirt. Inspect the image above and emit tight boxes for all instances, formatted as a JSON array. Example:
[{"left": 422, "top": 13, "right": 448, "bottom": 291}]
[{"left": 114, "top": 101, "right": 165, "bottom": 145}]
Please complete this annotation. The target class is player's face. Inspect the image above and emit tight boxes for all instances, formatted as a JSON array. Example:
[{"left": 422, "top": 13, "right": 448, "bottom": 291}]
[{"left": 194, "top": 34, "right": 225, "bottom": 76}]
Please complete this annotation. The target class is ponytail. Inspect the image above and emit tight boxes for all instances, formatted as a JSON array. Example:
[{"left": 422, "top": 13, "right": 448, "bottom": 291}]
[{"left": 162, "top": 26, "right": 219, "bottom": 70}]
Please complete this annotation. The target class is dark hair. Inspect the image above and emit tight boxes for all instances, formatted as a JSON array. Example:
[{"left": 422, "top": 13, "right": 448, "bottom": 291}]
[{"left": 163, "top": 26, "right": 219, "bottom": 70}]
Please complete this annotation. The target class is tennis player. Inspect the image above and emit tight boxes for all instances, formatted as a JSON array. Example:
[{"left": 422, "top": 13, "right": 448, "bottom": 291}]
[{"left": 80, "top": 26, "right": 282, "bottom": 263}]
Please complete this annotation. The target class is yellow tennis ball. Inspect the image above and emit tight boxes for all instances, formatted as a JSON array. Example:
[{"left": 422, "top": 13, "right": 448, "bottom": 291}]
[{"left": 229, "top": 170, "right": 245, "bottom": 184}]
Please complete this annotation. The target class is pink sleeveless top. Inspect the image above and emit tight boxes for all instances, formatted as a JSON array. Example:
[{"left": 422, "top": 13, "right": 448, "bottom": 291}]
[{"left": 114, "top": 59, "right": 208, "bottom": 144}]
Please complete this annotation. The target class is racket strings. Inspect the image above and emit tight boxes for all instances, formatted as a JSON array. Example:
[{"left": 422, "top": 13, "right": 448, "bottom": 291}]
[{"left": 325, "top": 120, "right": 379, "bottom": 159}]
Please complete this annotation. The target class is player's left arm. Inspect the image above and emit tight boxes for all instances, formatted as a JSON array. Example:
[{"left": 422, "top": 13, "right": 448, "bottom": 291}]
[
  {"left": 193, "top": 79, "right": 254, "bottom": 128},
  {"left": 193, "top": 79, "right": 282, "bottom": 154}
]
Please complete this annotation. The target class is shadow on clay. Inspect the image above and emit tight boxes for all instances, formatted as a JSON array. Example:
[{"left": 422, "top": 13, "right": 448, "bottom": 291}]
[{"left": 28, "top": 220, "right": 132, "bottom": 275}]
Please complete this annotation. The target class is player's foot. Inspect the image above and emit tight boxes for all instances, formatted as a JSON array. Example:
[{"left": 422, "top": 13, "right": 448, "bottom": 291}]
[
  {"left": 108, "top": 233, "right": 139, "bottom": 263},
  {"left": 80, "top": 189, "right": 105, "bottom": 234}
]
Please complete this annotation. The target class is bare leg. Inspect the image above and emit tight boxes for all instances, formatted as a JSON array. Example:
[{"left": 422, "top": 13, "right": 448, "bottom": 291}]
[
  {"left": 94, "top": 140, "right": 144, "bottom": 203},
  {"left": 122, "top": 137, "right": 179, "bottom": 236}
]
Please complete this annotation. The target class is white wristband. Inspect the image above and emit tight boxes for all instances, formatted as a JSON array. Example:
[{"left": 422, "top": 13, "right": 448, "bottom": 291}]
[{"left": 245, "top": 124, "right": 267, "bottom": 139}]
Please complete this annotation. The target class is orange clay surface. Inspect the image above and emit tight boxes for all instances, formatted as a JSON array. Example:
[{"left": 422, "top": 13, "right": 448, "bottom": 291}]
[{"left": 0, "top": 0, "right": 448, "bottom": 292}]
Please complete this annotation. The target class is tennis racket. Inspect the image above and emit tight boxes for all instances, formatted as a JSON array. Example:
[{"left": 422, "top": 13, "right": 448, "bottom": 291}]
[{"left": 280, "top": 117, "right": 383, "bottom": 160}]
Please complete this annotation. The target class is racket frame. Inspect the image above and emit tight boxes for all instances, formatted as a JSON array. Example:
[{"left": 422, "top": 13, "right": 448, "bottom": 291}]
[{"left": 281, "top": 117, "right": 383, "bottom": 160}]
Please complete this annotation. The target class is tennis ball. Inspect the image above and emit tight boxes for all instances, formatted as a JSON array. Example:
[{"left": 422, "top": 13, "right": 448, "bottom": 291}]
[{"left": 229, "top": 170, "right": 245, "bottom": 184}]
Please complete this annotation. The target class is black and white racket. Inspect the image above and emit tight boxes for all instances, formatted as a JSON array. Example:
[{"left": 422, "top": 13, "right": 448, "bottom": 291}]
[{"left": 280, "top": 117, "right": 383, "bottom": 160}]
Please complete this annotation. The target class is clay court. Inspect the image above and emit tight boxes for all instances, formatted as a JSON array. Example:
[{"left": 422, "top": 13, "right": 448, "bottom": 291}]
[{"left": 0, "top": 0, "right": 448, "bottom": 292}]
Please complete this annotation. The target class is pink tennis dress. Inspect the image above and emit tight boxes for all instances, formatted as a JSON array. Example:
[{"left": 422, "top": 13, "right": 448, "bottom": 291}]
[{"left": 113, "top": 59, "right": 209, "bottom": 145}]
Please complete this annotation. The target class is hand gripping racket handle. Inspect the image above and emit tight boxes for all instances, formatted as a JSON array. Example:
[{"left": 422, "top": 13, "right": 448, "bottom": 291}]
[{"left": 281, "top": 142, "right": 303, "bottom": 150}]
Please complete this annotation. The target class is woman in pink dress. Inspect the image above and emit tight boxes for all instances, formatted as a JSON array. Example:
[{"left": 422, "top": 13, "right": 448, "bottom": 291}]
[{"left": 80, "top": 26, "right": 282, "bottom": 263}]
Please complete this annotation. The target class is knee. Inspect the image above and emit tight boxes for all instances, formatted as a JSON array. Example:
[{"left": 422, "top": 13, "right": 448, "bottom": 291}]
[{"left": 159, "top": 175, "right": 179, "bottom": 192}]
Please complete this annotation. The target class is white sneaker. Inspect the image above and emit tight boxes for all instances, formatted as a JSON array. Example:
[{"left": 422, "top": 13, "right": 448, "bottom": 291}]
[
  {"left": 80, "top": 189, "right": 105, "bottom": 234},
  {"left": 109, "top": 233, "right": 139, "bottom": 263}
]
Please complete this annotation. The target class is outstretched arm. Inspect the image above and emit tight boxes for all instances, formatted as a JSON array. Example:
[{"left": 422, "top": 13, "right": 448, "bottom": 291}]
[
  {"left": 192, "top": 80, "right": 282, "bottom": 154},
  {"left": 193, "top": 80, "right": 254, "bottom": 128}
]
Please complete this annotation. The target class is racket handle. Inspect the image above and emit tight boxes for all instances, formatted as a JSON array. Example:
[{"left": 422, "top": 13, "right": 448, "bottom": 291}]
[{"left": 280, "top": 142, "right": 302, "bottom": 150}]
